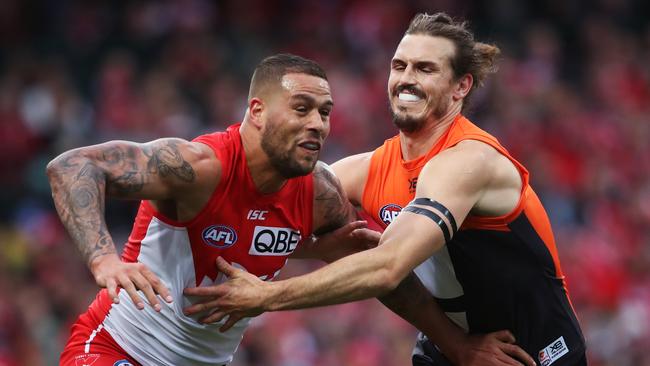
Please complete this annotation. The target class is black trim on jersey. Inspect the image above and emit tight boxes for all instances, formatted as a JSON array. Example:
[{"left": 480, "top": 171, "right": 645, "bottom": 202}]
[
  {"left": 508, "top": 214, "right": 558, "bottom": 279},
  {"left": 411, "top": 198, "right": 458, "bottom": 235},
  {"left": 508, "top": 213, "right": 586, "bottom": 342},
  {"left": 447, "top": 221, "right": 586, "bottom": 362},
  {"left": 402, "top": 206, "right": 451, "bottom": 243}
]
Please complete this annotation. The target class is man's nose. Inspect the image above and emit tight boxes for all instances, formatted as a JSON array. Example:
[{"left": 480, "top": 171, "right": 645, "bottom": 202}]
[
  {"left": 398, "top": 64, "right": 417, "bottom": 86},
  {"left": 306, "top": 110, "right": 328, "bottom": 137}
]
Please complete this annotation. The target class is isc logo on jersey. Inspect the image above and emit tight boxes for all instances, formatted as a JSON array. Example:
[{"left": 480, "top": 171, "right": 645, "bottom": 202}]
[
  {"left": 379, "top": 204, "right": 402, "bottom": 226},
  {"left": 202, "top": 225, "right": 238, "bottom": 249},
  {"left": 249, "top": 226, "right": 301, "bottom": 256}
]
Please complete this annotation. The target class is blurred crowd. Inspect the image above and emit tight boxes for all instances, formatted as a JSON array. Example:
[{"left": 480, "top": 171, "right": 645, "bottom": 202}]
[{"left": 0, "top": 0, "right": 649, "bottom": 365}]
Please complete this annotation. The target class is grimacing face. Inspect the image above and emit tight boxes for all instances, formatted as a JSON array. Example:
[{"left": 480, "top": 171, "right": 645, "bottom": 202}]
[
  {"left": 261, "top": 73, "right": 333, "bottom": 178},
  {"left": 388, "top": 34, "right": 458, "bottom": 132}
]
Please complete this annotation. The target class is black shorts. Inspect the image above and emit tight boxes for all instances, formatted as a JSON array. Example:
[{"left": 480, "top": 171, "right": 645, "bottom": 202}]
[{"left": 411, "top": 334, "right": 588, "bottom": 366}]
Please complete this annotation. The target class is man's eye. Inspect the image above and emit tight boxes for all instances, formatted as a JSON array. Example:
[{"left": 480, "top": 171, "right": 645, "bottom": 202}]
[
  {"left": 320, "top": 109, "right": 331, "bottom": 117},
  {"left": 295, "top": 106, "right": 308, "bottom": 113}
]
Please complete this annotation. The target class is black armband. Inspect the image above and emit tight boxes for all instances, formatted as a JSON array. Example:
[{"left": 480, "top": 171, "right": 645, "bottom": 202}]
[
  {"left": 403, "top": 199, "right": 458, "bottom": 244},
  {"left": 401, "top": 206, "right": 452, "bottom": 243},
  {"left": 410, "top": 198, "right": 458, "bottom": 236}
]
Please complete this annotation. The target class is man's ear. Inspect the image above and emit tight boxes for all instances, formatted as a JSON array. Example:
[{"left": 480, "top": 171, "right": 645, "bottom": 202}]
[
  {"left": 248, "top": 98, "right": 264, "bottom": 129},
  {"left": 452, "top": 74, "right": 473, "bottom": 101}
]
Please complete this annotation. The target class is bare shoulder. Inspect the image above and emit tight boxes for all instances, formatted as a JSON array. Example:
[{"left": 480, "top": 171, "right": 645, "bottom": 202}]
[
  {"left": 150, "top": 138, "right": 215, "bottom": 167},
  {"left": 139, "top": 138, "right": 220, "bottom": 190},
  {"left": 419, "top": 140, "right": 522, "bottom": 216},
  {"left": 448, "top": 139, "right": 521, "bottom": 189},
  {"left": 418, "top": 140, "right": 496, "bottom": 189},
  {"left": 331, "top": 151, "right": 373, "bottom": 205},
  {"left": 312, "top": 161, "right": 355, "bottom": 235},
  {"left": 183, "top": 139, "right": 221, "bottom": 178},
  {"left": 332, "top": 151, "right": 373, "bottom": 170},
  {"left": 442, "top": 140, "right": 500, "bottom": 167},
  {"left": 91, "top": 137, "right": 220, "bottom": 200}
]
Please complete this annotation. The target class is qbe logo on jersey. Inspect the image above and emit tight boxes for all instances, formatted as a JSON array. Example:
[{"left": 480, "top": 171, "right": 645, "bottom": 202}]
[
  {"left": 249, "top": 226, "right": 301, "bottom": 256},
  {"left": 202, "top": 225, "right": 238, "bottom": 249},
  {"left": 379, "top": 203, "right": 402, "bottom": 226},
  {"left": 538, "top": 336, "right": 569, "bottom": 366}
]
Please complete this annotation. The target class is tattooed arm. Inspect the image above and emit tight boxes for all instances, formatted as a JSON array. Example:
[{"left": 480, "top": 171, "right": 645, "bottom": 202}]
[
  {"left": 47, "top": 138, "right": 217, "bottom": 311},
  {"left": 290, "top": 162, "right": 376, "bottom": 263},
  {"left": 312, "top": 161, "right": 355, "bottom": 236}
]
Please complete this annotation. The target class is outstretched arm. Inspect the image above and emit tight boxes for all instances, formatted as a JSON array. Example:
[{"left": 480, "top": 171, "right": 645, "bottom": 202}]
[
  {"left": 47, "top": 138, "right": 215, "bottom": 310},
  {"left": 304, "top": 160, "right": 472, "bottom": 354},
  {"left": 236, "top": 143, "right": 495, "bottom": 308},
  {"left": 183, "top": 142, "right": 536, "bottom": 365}
]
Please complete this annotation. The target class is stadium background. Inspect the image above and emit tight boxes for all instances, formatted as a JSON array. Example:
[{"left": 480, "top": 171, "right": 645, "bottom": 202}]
[{"left": 0, "top": 0, "right": 649, "bottom": 365}]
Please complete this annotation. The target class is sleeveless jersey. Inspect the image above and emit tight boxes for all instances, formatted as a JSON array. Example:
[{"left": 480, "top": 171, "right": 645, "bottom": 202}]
[
  {"left": 84, "top": 124, "right": 314, "bottom": 365},
  {"left": 362, "top": 115, "right": 585, "bottom": 364}
]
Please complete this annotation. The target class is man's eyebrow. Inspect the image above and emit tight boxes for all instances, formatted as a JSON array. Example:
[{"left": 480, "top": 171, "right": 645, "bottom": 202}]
[
  {"left": 415, "top": 60, "right": 440, "bottom": 69},
  {"left": 392, "top": 58, "right": 440, "bottom": 68},
  {"left": 291, "top": 93, "right": 334, "bottom": 107}
]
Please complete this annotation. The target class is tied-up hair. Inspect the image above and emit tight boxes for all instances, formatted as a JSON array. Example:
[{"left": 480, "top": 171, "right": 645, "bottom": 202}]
[
  {"left": 406, "top": 12, "right": 500, "bottom": 110},
  {"left": 248, "top": 53, "right": 327, "bottom": 100}
]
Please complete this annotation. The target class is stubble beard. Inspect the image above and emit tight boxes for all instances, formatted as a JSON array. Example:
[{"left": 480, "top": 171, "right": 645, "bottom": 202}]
[
  {"left": 391, "top": 98, "right": 449, "bottom": 133},
  {"left": 260, "top": 126, "right": 316, "bottom": 179}
]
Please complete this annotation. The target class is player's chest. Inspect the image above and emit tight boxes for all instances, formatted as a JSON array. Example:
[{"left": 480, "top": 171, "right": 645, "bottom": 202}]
[
  {"left": 371, "top": 169, "right": 421, "bottom": 227},
  {"left": 186, "top": 202, "right": 307, "bottom": 280}
]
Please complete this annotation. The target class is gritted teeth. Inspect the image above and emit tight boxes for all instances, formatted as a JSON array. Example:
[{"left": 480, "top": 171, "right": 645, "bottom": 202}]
[{"left": 398, "top": 93, "right": 422, "bottom": 102}]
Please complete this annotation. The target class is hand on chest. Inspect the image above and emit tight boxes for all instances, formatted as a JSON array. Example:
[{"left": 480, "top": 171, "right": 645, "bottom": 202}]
[{"left": 187, "top": 205, "right": 305, "bottom": 286}]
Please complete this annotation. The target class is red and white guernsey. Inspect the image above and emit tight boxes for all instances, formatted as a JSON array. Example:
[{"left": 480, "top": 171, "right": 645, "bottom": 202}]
[{"left": 88, "top": 124, "right": 314, "bottom": 365}]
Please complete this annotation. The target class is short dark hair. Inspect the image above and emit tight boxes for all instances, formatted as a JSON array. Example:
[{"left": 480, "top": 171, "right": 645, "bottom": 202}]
[
  {"left": 248, "top": 53, "right": 328, "bottom": 100},
  {"left": 406, "top": 12, "right": 500, "bottom": 109}
]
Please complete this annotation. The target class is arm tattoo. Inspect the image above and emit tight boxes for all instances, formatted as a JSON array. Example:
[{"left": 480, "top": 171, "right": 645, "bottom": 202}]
[
  {"left": 313, "top": 162, "right": 354, "bottom": 236},
  {"left": 47, "top": 139, "right": 197, "bottom": 267},
  {"left": 49, "top": 154, "right": 116, "bottom": 266},
  {"left": 106, "top": 140, "right": 196, "bottom": 196},
  {"left": 145, "top": 141, "right": 196, "bottom": 182}
]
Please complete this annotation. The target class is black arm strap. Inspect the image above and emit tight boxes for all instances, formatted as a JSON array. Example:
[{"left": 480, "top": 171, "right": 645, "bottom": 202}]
[
  {"left": 410, "top": 198, "right": 458, "bottom": 236},
  {"left": 402, "top": 206, "right": 451, "bottom": 243}
]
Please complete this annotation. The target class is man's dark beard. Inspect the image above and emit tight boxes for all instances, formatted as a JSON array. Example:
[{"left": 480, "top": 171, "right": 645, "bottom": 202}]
[
  {"left": 390, "top": 97, "right": 449, "bottom": 133},
  {"left": 392, "top": 110, "right": 425, "bottom": 133},
  {"left": 261, "top": 128, "right": 315, "bottom": 179}
]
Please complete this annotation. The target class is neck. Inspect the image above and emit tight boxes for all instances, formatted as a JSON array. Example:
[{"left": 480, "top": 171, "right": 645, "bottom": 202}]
[
  {"left": 399, "top": 104, "right": 461, "bottom": 161},
  {"left": 239, "top": 120, "right": 288, "bottom": 194}
]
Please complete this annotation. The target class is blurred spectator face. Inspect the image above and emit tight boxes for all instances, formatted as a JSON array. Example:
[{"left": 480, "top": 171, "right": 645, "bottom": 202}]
[
  {"left": 388, "top": 34, "right": 458, "bottom": 132},
  {"left": 259, "top": 73, "right": 333, "bottom": 178}
]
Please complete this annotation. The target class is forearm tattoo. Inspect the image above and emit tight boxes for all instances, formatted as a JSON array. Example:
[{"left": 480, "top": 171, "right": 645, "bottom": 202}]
[
  {"left": 313, "top": 162, "right": 354, "bottom": 236},
  {"left": 47, "top": 139, "right": 196, "bottom": 266}
]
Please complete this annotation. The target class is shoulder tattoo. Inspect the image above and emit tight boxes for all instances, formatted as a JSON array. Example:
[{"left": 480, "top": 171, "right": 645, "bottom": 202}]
[{"left": 313, "top": 162, "right": 353, "bottom": 235}]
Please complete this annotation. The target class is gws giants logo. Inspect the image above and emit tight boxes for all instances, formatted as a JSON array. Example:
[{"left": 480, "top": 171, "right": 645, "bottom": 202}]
[
  {"left": 379, "top": 204, "right": 402, "bottom": 226},
  {"left": 202, "top": 225, "right": 238, "bottom": 248}
]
